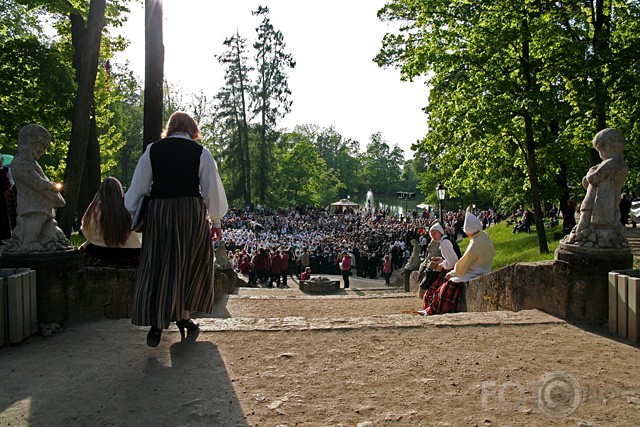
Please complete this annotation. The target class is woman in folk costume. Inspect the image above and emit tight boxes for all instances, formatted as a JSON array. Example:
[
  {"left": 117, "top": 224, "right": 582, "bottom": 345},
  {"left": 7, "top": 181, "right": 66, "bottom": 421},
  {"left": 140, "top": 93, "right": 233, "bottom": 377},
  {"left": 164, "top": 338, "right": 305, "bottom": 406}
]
[
  {"left": 421, "top": 222, "right": 459, "bottom": 310},
  {"left": 80, "top": 177, "right": 141, "bottom": 267},
  {"left": 125, "top": 112, "right": 228, "bottom": 347},
  {"left": 425, "top": 211, "right": 495, "bottom": 315}
]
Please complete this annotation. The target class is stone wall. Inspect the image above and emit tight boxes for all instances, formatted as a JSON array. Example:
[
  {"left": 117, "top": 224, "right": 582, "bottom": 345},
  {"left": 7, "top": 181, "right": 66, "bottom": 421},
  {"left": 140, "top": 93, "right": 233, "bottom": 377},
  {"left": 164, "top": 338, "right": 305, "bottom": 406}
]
[
  {"left": 20, "top": 264, "right": 240, "bottom": 324},
  {"left": 462, "top": 255, "right": 632, "bottom": 323},
  {"left": 408, "top": 257, "right": 632, "bottom": 323},
  {"left": 67, "top": 267, "right": 137, "bottom": 322},
  {"left": 462, "top": 261, "right": 568, "bottom": 316}
]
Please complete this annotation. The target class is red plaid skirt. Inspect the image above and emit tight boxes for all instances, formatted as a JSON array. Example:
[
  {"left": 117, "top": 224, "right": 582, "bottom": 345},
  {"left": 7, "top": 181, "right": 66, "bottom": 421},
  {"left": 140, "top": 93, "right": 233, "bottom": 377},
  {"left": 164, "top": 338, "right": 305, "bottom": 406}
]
[
  {"left": 425, "top": 280, "right": 464, "bottom": 315},
  {"left": 422, "top": 270, "right": 449, "bottom": 309}
]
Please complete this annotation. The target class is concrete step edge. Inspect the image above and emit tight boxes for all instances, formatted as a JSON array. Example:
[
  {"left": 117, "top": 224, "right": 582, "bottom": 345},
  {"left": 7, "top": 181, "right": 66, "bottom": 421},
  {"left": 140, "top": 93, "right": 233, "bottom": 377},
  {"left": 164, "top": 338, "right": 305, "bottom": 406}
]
[{"left": 180, "top": 309, "right": 566, "bottom": 332}]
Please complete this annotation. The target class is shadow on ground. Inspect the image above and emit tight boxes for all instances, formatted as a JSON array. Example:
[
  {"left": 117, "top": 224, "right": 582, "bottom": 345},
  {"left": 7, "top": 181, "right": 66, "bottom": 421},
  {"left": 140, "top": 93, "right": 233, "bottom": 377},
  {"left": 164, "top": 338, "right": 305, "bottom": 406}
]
[{"left": 0, "top": 321, "right": 247, "bottom": 426}]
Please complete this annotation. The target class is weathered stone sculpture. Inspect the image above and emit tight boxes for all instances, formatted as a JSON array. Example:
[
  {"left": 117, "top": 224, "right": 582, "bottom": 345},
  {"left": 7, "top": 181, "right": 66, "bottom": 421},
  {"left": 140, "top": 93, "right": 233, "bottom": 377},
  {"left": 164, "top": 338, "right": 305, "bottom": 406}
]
[
  {"left": 405, "top": 238, "right": 421, "bottom": 271},
  {"left": 561, "top": 128, "right": 629, "bottom": 250},
  {"left": 5, "top": 124, "right": 71, "bottom": 253},
  {"left": 214, "top": 240, "right": 232, "bottom": 270}
]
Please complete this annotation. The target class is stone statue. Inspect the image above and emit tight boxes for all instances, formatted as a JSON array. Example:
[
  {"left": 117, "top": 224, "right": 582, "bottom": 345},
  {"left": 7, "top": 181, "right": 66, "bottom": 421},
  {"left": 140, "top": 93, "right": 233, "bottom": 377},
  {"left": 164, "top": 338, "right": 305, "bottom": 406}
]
[
  {"left": 5, "top": 124, "right": 71, "bottom": 253},
  {"left": 214, "top": 240, "right": 232, "bottom": 269},
  {"left": 405, "top": 238, "right": 421, "bottom": 270},
  {"left": 562, "top": 128, "right": 629, "bottom": 249}
]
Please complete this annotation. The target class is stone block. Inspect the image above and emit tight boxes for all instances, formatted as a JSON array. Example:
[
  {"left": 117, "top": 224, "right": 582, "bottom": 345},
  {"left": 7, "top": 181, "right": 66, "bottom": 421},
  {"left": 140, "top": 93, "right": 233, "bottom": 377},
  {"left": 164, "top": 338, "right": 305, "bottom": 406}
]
[
  {"left": 67, "top": 267, "right": 137, "bottom": 322},
  {"left": 617, "top": 275, "right": 628, "bottom": 338},
  {"left": 463, "top": 254, "right": 633, "bottom": 323},
  {"left": 628, "top": 277, "right": 640, "bottom": 342},
  {"left": 299, "top": 279, "right": 340, "bottom": 294},
  {"left": 0, "top": 250, "right": 83, "bottom": 324},
  {"left": 609, "top": 272, "right": 618, "bottom": 335}
]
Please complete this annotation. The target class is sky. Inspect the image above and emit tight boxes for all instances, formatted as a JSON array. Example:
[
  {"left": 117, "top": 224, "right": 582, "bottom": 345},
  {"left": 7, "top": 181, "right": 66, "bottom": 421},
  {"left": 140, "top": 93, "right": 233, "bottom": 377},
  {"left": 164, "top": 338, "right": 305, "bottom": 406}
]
[{"left": 113, "top": 0, "right": 429, "bottom": 158}]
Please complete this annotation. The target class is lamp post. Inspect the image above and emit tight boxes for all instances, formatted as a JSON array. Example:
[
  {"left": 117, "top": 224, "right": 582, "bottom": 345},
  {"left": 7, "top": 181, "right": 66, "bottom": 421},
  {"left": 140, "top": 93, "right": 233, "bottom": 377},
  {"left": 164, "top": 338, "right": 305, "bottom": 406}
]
[{"left": 436, "top": 184, "right": 446, "bottom": 222}]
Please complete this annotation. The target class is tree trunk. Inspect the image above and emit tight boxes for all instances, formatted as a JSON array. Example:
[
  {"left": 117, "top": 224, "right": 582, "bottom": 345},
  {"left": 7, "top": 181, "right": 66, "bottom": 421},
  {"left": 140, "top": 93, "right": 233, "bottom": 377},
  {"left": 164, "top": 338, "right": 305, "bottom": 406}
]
[
  {"left": 143, "top": 0, "right": 164, "bottom": 150},
  {"left": 524, "top": 113, "right": 549, "bottom": 254},
  {"left": 590, "top": 0, "right": 608, "bottom": 166},
  {"left": 520, "top": 16, "right": 548, "bottom": 254},
  {"left": 234, "top": 35, "right": 252, "bottom": 206},
  {"left": 79, "top": 110, "right": 101, "bottom": 220},
  {"left": 58, "top": 0, "right": 106, "bottom": 236}
]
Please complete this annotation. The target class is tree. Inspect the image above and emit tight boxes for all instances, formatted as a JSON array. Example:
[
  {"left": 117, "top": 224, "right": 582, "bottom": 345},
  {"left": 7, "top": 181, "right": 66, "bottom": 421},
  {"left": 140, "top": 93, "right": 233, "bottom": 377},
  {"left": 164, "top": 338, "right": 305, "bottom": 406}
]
[
  {"left": 16, "top": 0, "right": 134, "bottom": 235},
  {"left": 143, "top": 0, "right": 164, "bottom": 148},
  {"left": 376, "top": 1, "right": 589, "bottom": 253},
  {"left": 58, "top": 0, "right": 108, "bottom": 236},
  {"left": 103, "top": 66, "right": 144, "bottom": 187},
  {"left": 361, "top": 132, "right": 403, "bottom": 195},
  {"left": 274, "top": 138, "right": 337, "bottom": 206},
  {"left": 292, "top": 124, "right": 360, "bottom": 198},
  {"left": 0, "top": 36, "right": 75, "bottom": 161},
  {"left": 215, "top": 31, "right": 253, "bottom": 206},
  {"left": 251, "top": 5, "right": 295, "bottom": 203}
]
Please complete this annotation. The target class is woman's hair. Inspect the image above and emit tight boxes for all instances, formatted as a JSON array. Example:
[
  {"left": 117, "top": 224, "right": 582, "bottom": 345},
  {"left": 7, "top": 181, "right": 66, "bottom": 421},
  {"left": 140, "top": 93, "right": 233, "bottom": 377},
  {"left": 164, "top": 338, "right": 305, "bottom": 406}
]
[
  {"left": 82, "top": 177, "right": 132, "bottom": 247},
  {"left": 161, "top": 111, "right": 201, "bottom": 140}
]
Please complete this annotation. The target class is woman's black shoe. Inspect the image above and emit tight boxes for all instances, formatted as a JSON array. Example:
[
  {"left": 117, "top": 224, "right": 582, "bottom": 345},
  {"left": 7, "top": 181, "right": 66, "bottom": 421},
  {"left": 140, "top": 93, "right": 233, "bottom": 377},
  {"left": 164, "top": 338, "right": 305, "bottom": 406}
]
[
  {"left": 146, "top": 326, "right": 162, "bottom": 347},
  {"left": 176, "top": 318, "right": 199, "bottom": 340}
]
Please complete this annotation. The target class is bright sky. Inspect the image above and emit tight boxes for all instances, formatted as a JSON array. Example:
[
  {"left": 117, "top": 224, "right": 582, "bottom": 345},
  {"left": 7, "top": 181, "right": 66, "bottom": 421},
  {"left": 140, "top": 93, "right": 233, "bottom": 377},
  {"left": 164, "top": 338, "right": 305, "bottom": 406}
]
[{"left": 114, "top": 0, "right": 429, "bottom": 158}]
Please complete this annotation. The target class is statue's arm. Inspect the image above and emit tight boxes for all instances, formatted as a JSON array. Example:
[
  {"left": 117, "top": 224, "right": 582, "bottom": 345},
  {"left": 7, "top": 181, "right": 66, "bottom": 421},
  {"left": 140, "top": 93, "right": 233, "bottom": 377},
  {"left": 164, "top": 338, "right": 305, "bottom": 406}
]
[
  {"left": 586, "top": 160, "right": 616, "bottom": 185},
  {"left": 13, "top": 162, "right": 57, "bottom": 194}
]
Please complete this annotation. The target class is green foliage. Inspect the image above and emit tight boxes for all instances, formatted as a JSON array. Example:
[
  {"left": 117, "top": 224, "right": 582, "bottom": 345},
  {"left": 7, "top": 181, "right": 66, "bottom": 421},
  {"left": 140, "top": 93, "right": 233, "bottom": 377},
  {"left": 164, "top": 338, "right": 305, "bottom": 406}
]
[
  {"left": 376, "top": 0, "right": 640, "bottom": 252},
  {"left": 273, "top": 138, "right": 338, "bottom": 206},
  {"left": 458, "top": 222, "right": 561, "bottom": 271},
  {"left": 103, "top": 67, "right": 143, "bottom": 186},
  {"left": 361, "top": 132, "right": 404, "bottom": 195},
  {"left": 0, "top": 35, "right": 74, "bottom": 178}
]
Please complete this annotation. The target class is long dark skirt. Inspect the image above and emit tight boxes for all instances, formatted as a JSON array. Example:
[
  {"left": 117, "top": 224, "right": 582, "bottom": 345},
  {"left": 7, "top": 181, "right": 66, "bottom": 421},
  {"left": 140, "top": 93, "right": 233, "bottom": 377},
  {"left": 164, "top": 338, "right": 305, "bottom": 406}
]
[{"left": 132, "top": 197, "right": 215, "bottom": 329}]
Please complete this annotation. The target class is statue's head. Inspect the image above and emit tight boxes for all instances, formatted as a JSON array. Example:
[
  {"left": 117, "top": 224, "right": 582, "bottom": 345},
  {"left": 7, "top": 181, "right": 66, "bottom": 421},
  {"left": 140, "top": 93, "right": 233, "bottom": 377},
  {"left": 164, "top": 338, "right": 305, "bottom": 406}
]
[
  {"left": 18, "top": 124, "right": 51, "bottom": 159},
  {"left": 593, "top": 128, "right": 625, "bottom": 160}
]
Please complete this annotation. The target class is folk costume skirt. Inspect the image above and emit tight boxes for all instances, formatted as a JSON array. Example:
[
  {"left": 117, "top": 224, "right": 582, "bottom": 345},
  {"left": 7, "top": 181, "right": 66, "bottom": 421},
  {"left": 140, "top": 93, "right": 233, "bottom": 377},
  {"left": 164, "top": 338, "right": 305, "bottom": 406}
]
[
  {"left": 425, "top": 280, "right": 464, "bottom": 315},
  {"left": 132, "top": 197, "right": 215, "bottom": 329}
]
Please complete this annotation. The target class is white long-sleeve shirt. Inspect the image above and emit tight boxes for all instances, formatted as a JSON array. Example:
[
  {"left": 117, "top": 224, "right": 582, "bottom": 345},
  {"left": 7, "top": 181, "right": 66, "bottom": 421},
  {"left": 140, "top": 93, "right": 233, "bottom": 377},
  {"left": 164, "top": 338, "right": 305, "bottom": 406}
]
[
  {"left": 124, "top": 137, "right": 228, "bottom": 227},
  {"left": 438, "top": 237, "right": 459, "bottom": 270},
  {"left": 449, "top": 231, "right": 495, "bottom": 283}
]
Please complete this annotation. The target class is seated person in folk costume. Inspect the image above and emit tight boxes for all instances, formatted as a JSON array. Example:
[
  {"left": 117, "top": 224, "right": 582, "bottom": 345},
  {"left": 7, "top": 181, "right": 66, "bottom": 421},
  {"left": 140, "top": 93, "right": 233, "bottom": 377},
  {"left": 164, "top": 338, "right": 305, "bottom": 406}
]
[
  {"left": 425, "top": 211, "right": 495, "bottom": 315},
  {"left": 300, "top": 266, "right": 311, "bottom": 281},
  {"left": 420, "top": 222, "right": 459, "bottom": 311},
  {"left": 80, "top": 177, "right": 141, "bottom": 267}
]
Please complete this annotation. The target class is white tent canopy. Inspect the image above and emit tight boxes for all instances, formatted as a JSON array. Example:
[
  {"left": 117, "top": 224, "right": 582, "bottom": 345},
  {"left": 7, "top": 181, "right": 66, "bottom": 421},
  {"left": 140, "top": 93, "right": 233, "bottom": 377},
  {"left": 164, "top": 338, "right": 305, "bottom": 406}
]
[{"left": 330, "top": 199, "right": 360, "bottom": 207}]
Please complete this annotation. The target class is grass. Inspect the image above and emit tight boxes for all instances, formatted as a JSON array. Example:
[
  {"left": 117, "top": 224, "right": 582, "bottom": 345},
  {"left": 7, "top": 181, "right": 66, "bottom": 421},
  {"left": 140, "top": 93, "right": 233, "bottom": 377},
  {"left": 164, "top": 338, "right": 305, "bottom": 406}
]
[
  {"left": 70, "top": 232, "right": 86, "bottom": 248},
  {"left": 458, "top": 222, "right": 562, "bottom": 271}
]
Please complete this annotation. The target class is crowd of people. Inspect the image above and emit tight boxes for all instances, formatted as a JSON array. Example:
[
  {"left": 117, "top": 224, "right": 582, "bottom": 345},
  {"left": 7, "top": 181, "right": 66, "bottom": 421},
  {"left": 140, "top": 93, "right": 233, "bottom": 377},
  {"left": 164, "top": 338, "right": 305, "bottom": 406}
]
[{"left": 218, "top": 205, "right": 500, "bottom": 285}]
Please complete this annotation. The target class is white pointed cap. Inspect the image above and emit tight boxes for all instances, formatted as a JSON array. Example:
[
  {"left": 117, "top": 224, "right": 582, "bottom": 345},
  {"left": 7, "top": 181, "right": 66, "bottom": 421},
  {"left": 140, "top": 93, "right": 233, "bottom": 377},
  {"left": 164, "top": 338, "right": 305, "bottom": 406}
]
[{"left": 463, "top": 211, "right": 483, "bottom": 234}]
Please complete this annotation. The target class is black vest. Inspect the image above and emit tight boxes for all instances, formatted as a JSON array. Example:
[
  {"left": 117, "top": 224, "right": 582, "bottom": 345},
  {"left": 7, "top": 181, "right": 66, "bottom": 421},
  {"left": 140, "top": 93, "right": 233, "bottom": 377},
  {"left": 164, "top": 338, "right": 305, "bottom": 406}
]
[{"left": 149, "top": 137, "right": 203, "bottom": 199}]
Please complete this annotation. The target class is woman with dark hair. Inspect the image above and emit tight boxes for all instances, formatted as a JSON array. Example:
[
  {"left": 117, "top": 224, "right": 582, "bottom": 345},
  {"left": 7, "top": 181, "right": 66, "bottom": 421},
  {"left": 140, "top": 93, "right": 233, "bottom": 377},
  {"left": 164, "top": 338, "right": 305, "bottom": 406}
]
[
  {"left": 125, "top": 111, "right": 228, "bottom": 347},
  {"left": 80, "top": 177, "right": 141, "bottom": 266}
]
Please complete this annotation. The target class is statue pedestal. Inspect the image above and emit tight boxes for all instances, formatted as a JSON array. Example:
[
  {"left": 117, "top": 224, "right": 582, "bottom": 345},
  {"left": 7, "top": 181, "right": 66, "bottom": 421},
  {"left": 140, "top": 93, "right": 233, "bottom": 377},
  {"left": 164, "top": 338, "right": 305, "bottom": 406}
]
[
  {"left": 0, "top": 250, "right": 82, "bottom": 323},
  {"left": 554, "top": 244, "right": 633, "bottom": 322}
]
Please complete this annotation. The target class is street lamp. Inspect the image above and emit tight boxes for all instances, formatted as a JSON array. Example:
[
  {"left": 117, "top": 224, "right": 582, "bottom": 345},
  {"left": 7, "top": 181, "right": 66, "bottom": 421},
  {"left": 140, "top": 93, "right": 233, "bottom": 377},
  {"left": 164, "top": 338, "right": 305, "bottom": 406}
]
[{"left": 436, "top": 184, "right": 446, "bottom": 222}]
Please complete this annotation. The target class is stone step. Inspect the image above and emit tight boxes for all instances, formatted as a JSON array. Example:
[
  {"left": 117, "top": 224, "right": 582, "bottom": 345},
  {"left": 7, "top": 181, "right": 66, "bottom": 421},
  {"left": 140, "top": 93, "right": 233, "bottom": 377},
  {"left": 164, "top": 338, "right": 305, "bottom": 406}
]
[
  {"left": 211, "top": 292, "right": 418, "bottom": 320},
  {"left": 184, "top": 309, "right": 566, "bottom": 332}
]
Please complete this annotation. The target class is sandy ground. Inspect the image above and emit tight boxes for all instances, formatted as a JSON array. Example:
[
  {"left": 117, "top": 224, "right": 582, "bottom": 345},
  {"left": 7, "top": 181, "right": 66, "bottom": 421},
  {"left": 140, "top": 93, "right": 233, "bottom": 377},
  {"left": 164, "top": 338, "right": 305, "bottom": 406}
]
[{"left": 1, "top": 283, "right": 640, "bottom": 427}]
